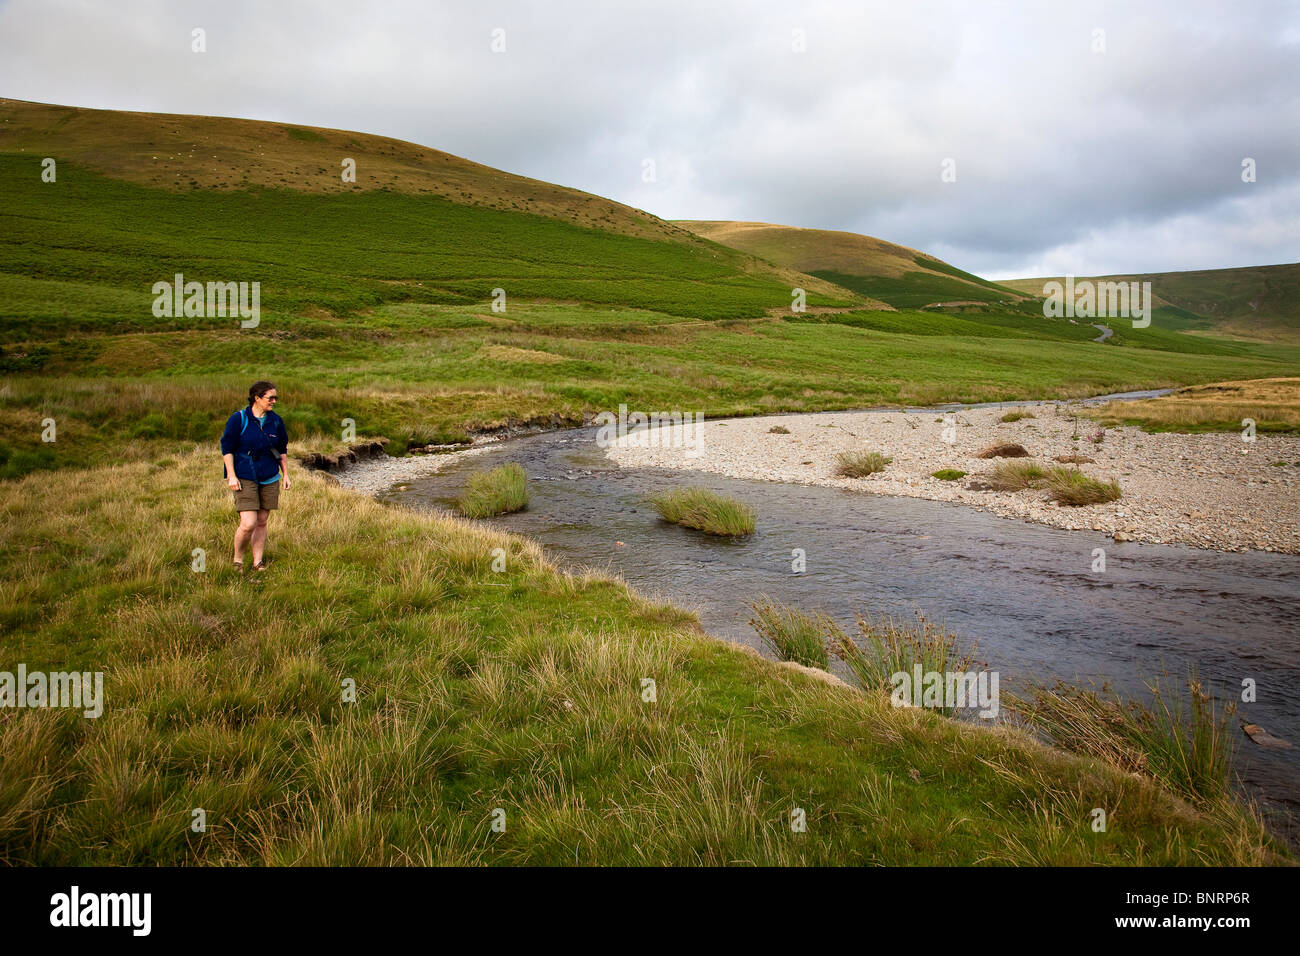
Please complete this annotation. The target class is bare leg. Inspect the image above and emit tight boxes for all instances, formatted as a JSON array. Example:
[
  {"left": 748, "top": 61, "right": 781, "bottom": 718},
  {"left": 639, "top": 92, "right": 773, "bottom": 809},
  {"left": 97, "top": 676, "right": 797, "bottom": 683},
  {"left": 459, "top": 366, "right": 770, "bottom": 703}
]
[
  {"left": 233, "top": 510, "right": 257, "bottom": 564},
  {"left": 251, "top": 509, "right": 270, "bottom": 566}
]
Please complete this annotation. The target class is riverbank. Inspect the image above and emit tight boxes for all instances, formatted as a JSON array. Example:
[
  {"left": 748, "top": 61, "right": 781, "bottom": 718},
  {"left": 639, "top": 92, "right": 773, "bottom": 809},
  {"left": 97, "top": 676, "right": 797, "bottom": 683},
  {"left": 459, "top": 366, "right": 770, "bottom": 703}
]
[
  {"left": 604, "top": 402, "right": 1300, "bottom": 554},
  {"left": 2, "top": 448, "right": 1281, "bottom": 864},
  {"left": 325, "top": 441, "right": 498, "bottom": 495}
]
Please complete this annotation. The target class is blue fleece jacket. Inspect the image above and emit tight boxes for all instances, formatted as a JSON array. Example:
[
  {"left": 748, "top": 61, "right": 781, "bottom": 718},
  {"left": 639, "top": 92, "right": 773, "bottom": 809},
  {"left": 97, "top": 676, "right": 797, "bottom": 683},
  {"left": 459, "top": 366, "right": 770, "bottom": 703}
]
[{"left": 220, "top": 408, "right": 288, "bottom": 483}]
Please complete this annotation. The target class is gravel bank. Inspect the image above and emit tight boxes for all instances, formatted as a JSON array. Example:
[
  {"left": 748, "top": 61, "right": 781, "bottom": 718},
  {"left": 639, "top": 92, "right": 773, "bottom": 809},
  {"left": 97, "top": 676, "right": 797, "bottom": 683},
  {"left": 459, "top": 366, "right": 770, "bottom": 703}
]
[
  {"left": 605, "top": 404, "right": 1300, "bottom": 554},
  {"left": 326, "top": 442, "right": 496, "bottom": 496}
]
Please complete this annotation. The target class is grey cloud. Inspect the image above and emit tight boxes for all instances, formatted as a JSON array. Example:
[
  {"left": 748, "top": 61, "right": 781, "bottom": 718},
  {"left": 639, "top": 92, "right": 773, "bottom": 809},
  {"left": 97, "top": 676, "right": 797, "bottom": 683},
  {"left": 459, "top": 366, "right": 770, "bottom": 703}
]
[{"left": 0, "top": 0, "right": 1295, "bottom": 276}]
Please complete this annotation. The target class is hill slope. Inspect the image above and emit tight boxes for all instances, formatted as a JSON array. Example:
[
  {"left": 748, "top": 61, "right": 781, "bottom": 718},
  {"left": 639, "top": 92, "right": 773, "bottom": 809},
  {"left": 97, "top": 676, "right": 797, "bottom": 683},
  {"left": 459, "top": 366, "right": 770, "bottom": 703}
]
[
  {"left": 0, "top": 97, "right": 853, "bottom": 305},
  {"left": 677, "top": 220, "right": 1030, "bottom": 309},
  {"left": 0, "top": 96, "right": 682, "bottom": 241},
  {"left": 1002, "top": 264, "right": 1300, "bottom": 342}
]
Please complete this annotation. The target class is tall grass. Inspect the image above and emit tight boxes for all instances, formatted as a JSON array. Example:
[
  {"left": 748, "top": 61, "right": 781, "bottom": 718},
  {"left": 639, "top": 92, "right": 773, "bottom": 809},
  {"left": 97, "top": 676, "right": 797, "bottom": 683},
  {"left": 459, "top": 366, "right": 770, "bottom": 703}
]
[
  {"left": 650, "top": 487, "right": 755, "bottom": 536},
  {"left": 1043, "top": 467, "right": 1121, "bottom": 505},
  {"left": 830, "top": 610, "right": 976, "bottom": 717},
  {"left": 748, "top": 597, "right": 830, "bottom": 669},
  {"left": 458, "top": 462, "right": 529, "bottom": 518},
  {"left": 1086, "top": 377, "right": 1300, "bottom": 433},
  {"left": 987, "top": 461, "right": 1121, "bottom": 505},
  {"left": 1007, "top": 673, "right": 1238, "bottom": 807},
  {"left": 836, "top": 450, "right": 892, "bottom": 477}
]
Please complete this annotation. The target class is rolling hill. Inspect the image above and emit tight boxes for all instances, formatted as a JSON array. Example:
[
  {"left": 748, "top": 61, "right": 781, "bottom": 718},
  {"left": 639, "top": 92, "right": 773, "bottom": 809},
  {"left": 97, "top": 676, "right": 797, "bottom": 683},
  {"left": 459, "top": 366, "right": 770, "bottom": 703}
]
[
  {"left": 0, "top": 97, "right": 854, "bottom": 307},
  {"left": 677, "top": 220, "right": 1031, "bottom": 310},
  {"left": 1002, "top": 264, "right": 1300, "bottom": 342}
]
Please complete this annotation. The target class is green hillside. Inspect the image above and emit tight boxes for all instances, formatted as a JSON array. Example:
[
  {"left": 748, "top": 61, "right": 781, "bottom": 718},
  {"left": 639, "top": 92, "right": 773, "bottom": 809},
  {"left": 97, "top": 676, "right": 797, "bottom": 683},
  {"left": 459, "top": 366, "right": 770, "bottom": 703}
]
[
  {"left": 1003, "top": 264, "right": 1300, "bottom": 342},
  {"left": 677, "top": 220, "right": 1031, "bottom": 308},
  {"left": 0, "top": 154, "right": 835, "bottom": 340}
]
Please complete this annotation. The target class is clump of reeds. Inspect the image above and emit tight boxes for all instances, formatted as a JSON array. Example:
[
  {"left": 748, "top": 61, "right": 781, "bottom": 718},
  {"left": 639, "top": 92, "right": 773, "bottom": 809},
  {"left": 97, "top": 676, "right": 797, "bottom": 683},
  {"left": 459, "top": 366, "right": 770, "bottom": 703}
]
[
  {"left": 1007, "top": 672, "right": 1237, "bottom": 807},
  {"left": 651, "top": 487, "right": 756, "bottom": 536},
  {"left": 836, "top": 450, "right": 891, "bottom": 477},
  {"left": 748, "top": 597, "right": 831, "bottom": 669},
  {"left": 831, "top": 610, "right": 977, "bottom": 717},
  {"left": 458, "top": 462, "right": 529, "bottom": 517}
]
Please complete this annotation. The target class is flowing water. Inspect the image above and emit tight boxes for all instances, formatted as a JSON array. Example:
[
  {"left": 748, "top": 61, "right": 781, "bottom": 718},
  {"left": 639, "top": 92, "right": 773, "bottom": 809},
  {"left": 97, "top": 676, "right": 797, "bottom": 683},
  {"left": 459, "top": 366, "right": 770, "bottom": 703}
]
[{"left": 384, "top": 392, "right": 1300, "bottom": 842}]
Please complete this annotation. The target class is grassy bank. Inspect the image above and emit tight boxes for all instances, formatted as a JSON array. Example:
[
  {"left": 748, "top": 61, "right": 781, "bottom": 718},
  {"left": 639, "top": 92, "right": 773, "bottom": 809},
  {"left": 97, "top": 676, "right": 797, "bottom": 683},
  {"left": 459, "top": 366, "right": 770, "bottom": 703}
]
[
  {"left": 0, "top": 450, "right": 1282, "bottom": 865},
  {"left": 1085, "top": 377, "right": 1300, "bottom": 433},
  {"left": 6, "top": 315, "right": 1295, "bottom": 481}
]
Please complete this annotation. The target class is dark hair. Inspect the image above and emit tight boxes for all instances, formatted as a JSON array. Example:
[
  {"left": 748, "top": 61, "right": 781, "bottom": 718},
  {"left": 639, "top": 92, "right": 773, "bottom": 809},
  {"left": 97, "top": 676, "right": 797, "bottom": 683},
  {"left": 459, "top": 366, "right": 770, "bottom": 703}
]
[{"left": 248, "top": 381, "right": 277, "bottom": 406}]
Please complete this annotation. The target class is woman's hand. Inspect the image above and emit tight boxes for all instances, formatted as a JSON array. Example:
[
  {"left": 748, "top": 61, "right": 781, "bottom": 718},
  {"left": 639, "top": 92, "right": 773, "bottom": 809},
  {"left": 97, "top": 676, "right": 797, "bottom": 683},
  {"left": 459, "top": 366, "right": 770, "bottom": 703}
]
[{"left": 228, "top": 477, "right": 241, "bottom": 491}]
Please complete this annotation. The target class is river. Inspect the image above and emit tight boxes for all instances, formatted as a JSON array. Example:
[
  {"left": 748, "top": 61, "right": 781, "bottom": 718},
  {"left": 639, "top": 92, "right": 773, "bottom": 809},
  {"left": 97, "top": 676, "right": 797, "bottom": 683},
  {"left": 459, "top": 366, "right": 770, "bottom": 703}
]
[{"left": 383, "top": 392, "right": 1300, "bottom": 844}]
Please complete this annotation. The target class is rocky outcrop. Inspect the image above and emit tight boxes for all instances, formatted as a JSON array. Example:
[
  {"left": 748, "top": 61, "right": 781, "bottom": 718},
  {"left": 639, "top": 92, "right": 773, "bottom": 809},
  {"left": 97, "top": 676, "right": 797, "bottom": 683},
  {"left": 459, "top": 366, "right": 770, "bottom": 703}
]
[{"left": 298, "top": 438, "right": 389, "bottom": 472}]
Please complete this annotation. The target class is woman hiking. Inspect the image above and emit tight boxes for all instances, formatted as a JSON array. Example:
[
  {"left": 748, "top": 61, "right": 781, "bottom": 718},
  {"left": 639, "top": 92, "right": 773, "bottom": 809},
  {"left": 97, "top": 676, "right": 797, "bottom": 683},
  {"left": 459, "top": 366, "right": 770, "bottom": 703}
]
[{"left": 221, "top": 381, "right": 290, "bottom": 572}]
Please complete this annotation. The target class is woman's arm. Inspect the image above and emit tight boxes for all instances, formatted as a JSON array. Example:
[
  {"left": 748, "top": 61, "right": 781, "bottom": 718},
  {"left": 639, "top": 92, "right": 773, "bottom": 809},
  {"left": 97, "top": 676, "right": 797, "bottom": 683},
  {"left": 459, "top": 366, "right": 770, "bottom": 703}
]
[
  {"left": 223, "top": 452, "right": 240, "bottom": 490},
  {"left": 277, "top": 414, "right": 290, "bottom": 489},
  {"left": 219, "top": 412, "right": 242, "bottom": 489}
]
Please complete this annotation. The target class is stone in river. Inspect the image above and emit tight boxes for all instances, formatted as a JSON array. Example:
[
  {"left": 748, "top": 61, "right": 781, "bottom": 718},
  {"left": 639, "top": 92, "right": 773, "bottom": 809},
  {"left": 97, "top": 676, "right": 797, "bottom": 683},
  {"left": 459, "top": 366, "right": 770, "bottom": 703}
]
[{"left": 1242, "top": 723, "right": 1292, "bottom": 749}]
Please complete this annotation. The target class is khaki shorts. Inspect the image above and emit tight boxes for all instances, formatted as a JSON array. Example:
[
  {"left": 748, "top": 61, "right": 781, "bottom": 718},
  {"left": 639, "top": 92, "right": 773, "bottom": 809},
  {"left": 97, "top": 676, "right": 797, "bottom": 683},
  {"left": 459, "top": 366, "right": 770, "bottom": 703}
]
[{"left": 233, "top": 478, "right": 281, "bottom": 512}]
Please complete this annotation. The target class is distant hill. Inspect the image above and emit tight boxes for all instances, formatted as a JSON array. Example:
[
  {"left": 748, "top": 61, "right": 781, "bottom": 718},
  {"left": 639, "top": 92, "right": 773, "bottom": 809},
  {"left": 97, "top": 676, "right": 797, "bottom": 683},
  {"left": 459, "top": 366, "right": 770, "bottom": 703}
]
[
  {"left": 676, "top": 221, "right": 1031, "bottom": 310},
  {"left": 1002, "top": 264, "right": 1300, "bottom": 342}
]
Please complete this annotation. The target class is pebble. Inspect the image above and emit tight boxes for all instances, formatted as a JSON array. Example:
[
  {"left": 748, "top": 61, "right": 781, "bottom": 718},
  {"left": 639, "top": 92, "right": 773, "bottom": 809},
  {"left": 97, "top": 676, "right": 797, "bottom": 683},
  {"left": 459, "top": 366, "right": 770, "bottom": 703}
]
[{"left": 327, "top": 442, "right": 495, "bottom": 495}]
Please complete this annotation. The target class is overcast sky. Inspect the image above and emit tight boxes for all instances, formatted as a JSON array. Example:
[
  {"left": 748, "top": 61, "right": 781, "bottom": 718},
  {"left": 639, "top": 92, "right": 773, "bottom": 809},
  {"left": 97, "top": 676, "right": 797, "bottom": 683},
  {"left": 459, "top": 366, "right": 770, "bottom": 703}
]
[{"left": 2, "top": 0, "right": 1297, "bottom": 278}]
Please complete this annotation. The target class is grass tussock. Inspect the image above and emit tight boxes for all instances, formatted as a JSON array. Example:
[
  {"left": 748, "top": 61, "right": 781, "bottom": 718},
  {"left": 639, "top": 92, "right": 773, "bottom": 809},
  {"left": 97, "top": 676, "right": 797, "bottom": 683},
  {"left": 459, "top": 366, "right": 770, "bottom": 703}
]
[
  {"left": 987, "top": 460, "right": 1048, "bottom": 490},
  {"left": 458, "top": 462, "right": 529, "bottom": 518},
  {"left": 835, "top": 450, "right": 892, "bottom": 477},
  {"left": 1000, "top": 411, "right": 1035, "bottom": 423},
  {"left": 1044, "top": 467, "right": 1122, "bottom": 505},
  {"left": 768, "top": 425, "right": 791, "bottom": 434},
  {"left": 651, "top": 487, "right": 755, "bottom": 537},
  {"left": 1007, "top": 674, "right": 1238, "bottom": 808},
  {"left": 985, "top": 461, "right": 1121, "bottom": 505},
  {"left": 830, "top": 610, "right": 977, "bottom": 718},
  {"left": 748, "top": 598, "right": 830, "bottom": 670}
]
